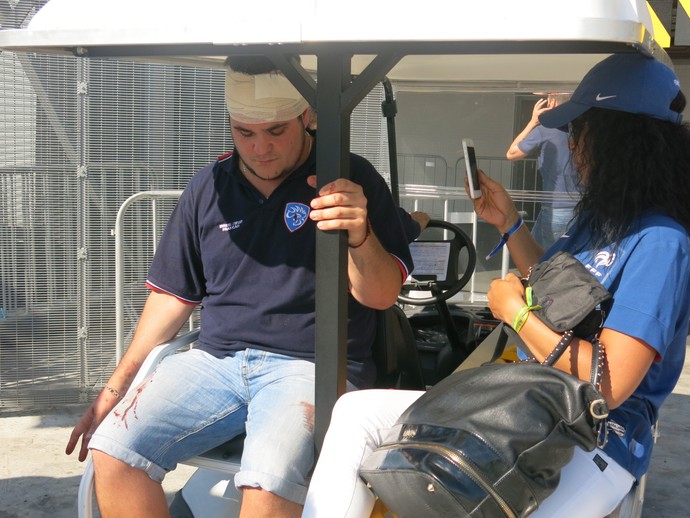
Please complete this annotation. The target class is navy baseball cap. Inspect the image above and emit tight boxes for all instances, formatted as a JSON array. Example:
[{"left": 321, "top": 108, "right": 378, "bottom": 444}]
[{"left": 540, "top": 53, "right": 683, "bottom": 129}]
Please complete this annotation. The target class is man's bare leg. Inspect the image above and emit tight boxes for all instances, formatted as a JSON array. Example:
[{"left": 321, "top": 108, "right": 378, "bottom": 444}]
[
  {"left": 92, "top": 450, "right": 169, "bottom": 518},
  {"left": 240, "top": 487, "right": 303, "bottom": 518}
]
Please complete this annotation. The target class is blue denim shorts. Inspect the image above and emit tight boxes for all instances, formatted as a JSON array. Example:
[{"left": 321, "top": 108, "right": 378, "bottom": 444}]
[
  {"left": 531, "top": 206, "right": 575, "bottom": 248},
  {"left": 89, "top": 348, "right": 341, "bottom": 504}
]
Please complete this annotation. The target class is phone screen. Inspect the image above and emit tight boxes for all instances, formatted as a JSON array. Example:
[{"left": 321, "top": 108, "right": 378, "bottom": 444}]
[{"left": 466, "top": 145, "right": 479, "bottom": 187}]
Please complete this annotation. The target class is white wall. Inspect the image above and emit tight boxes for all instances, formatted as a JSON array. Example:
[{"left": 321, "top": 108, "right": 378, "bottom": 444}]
[
  {"left": 395, "top": 90, "right": 515, "bottom": 169},
  {"left": 394, "top": 56, "right": 690, "bottom": 174}
]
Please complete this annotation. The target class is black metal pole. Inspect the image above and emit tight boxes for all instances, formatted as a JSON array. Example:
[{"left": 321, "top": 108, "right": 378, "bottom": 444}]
[{"left": 381, "top": 77, "right": 400, "bottom": 206}]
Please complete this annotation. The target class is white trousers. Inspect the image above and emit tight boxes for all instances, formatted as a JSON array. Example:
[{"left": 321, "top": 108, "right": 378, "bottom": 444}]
[{"left": 302, "top": 389, "right": 634, "bottom": 518}]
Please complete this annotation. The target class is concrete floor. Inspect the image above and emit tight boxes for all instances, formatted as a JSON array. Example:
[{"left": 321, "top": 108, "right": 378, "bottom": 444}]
[
  {"left": 2, "top": 343, "right": 689, "bottom": 518},
  {"left": 0, "top": 405, "right": 196, "bottom": 518}
]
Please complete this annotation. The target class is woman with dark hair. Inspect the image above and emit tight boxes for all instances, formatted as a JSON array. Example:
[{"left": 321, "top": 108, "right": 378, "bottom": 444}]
[
  {"left": 302, "top": 53, "right": 690, "bottom": 518},
  {"left": 567, "top": 94, "right": 690, "bottom": 249}
]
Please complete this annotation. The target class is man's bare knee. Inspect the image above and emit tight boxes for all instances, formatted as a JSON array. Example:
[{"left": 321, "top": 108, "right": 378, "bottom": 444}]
[
  {"left": 240, "top": 487, "right": 303, "bottom": 518},
  {"left": 92, "top": 449, "right": 137, "bottom": 480},
  {"left": 91, "top": 450, "right": 167, "bottom": 518},
  {"left": 91, "top": 450, "right": 156, "bottom": 498}
]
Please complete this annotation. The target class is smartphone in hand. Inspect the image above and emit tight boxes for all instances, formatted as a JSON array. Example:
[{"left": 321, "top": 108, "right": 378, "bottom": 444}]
[{"left": 462, "top": 138, "right": 482, "bottom": 199}]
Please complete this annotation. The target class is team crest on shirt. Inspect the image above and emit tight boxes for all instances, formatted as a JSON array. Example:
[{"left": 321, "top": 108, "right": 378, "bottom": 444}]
[
  {"left": 284, "top": 202, "right": 310, "bottom": 232},
  {"left": 594, "top": 251, "right": 616, "bottom": 268},
  {"left": 585, "top": 250, "right": 617, "bottom": 278}
]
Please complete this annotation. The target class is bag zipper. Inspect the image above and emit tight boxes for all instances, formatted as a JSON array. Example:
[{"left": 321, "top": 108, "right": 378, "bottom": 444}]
[{"left": 376, "top": 441, "right": 517, "bottom": 518}]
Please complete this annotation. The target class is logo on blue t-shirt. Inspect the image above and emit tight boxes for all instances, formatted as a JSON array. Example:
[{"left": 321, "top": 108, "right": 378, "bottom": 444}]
[
  {"left": 584, "top": 250, "right": 617, "bottom": 278},
  {"left": 594, "top": 251, "right": 616, "bottom": 268},
  {"left": 284, "top": 202, "right": 310, "bottom": 232}
]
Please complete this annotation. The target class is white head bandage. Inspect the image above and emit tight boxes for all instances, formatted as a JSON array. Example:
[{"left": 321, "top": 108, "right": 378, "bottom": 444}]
[{"left": 225, "top": 68, "right": 309, "bottom": 124}]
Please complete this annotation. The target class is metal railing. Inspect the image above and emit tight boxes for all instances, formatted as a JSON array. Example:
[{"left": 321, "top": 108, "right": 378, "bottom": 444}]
[
  {"left": 114, "top": 190, "right": 183, "bottom": 363},
  {"left": 398, "top": 154, "right": 581, "bottom": 302}
]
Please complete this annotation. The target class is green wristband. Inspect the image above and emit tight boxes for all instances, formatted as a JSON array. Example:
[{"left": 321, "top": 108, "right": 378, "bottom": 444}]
[{"left": 511, "top": 287, "right": 541, "bottom": 333}]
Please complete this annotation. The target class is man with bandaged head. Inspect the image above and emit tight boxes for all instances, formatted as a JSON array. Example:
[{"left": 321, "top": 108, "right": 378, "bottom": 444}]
[{"left": 65, "top": 55, "right": 413, "bottom": 517}]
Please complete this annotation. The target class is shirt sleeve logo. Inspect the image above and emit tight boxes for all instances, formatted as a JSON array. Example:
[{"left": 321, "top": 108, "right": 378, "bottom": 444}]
[{"left": 284, "top": 202, "right": 310, "bottom": 233}]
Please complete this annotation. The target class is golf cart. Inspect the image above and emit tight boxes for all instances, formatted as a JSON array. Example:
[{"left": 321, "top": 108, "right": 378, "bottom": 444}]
[{"left": 0, "top": 1, "right": 664, "bottom": 516}]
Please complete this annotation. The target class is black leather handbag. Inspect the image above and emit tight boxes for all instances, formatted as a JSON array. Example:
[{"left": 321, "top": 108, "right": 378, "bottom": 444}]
[{"left": 359, "top": 252, "right": 611, "bottom": 518}]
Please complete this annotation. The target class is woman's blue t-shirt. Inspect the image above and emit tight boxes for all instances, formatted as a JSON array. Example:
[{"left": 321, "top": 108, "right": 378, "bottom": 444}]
[{"left": 543, "top": 212, "right": 690, "bottom": 479}]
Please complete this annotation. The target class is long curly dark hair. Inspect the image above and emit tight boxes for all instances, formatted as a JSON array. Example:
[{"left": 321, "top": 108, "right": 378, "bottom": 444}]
[{"left": 570, "top": 94, "right": 690, "bottom": 248}]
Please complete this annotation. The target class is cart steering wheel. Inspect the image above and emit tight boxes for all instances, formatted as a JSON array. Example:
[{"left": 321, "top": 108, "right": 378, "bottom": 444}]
[{"left": 398, "top": 219, "right": 476, "bottom": 306}]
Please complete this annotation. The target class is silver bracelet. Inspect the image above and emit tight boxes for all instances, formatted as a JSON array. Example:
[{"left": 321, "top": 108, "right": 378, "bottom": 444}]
[{"left": 103, "top": 383, "right": 122, "bottom": 399}]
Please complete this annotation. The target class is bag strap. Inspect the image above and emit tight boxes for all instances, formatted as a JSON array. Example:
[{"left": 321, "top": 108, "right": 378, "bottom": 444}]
[
  {"left": 460, "top": 322, "right": 606, "bottom": 390},
  {"left": 589, "top": 337, "right": 605, "bottom": 389},
  {"left": 540, "top": 329, "right": 605, "bottom": 389},
  {"left": 541, "top": 328, "right": 609, "bottom": 446},
  {"left": 460, "top": 322, "right": 609, "bottom": 445},
  {"left": 541, "top": 329, "right": 574, "bottom": 367}
]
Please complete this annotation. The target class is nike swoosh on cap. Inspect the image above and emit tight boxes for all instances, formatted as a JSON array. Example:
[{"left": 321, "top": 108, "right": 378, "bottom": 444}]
[{"left": 595, "top": 93, "right": 617, "bottom": 101}]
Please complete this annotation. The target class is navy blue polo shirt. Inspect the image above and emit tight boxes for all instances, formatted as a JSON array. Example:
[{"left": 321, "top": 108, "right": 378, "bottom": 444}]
[{"left": 146, "top": 147, "right": 413, "bottom": 387}]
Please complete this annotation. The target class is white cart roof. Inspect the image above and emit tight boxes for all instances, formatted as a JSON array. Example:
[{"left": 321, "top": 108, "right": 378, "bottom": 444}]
[{"left": 0, "top": 0, "right": 669, "bottom": 89}]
